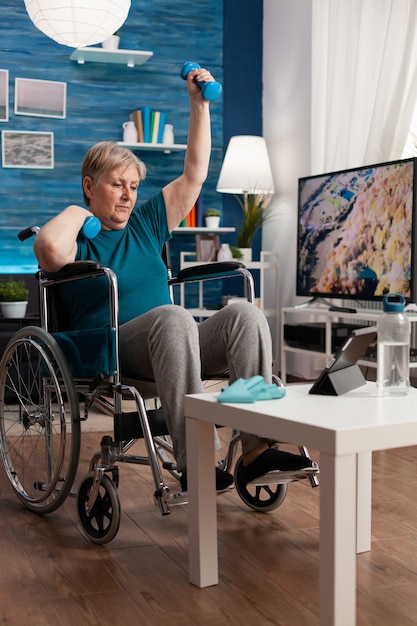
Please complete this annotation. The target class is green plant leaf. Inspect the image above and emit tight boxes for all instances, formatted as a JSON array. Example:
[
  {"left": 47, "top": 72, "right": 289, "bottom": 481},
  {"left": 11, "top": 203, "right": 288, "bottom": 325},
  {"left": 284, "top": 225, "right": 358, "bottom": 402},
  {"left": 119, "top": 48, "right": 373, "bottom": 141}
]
[
  {"left": 0, "top": 278, "right": 29, "bottom": 302},
  {"left": 236, "top": 193, "right": 272, "bottom": 248}
]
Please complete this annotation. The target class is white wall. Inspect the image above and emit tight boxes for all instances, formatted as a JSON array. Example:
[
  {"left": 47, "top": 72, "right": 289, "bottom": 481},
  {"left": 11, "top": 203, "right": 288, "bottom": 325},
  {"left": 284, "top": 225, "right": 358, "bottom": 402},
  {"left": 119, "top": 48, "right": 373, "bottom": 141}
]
[
  {"left": 263, "top": 0, "right": 312, "bottom": 309},
  {"left": 263, "top": 1, "right": 316, "bottom": 376}
]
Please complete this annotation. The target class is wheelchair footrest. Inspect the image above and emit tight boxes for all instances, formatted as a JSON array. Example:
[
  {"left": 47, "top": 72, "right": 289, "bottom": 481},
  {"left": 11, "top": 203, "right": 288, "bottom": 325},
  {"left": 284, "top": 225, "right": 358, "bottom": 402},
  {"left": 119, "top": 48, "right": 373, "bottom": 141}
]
[
  {"left": 158, "top": 484, "right": 235, "bottom": 510},
  {"left": 246, "top": 462, "right": 320, "bottom": 486}
]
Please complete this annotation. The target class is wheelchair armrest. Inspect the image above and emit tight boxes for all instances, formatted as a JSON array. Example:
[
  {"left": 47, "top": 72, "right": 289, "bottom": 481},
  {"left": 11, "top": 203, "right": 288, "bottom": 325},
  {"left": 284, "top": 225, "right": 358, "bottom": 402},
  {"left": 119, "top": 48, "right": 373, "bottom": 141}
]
[
  {"left": 171, "top": 261, "right": 256, "bottom": 304},
  {"left": 172, "top": 261, "right": 246, "bottom": 283},
  {"left": 40, "top": 260, "right": 105, "bottom": 282}
]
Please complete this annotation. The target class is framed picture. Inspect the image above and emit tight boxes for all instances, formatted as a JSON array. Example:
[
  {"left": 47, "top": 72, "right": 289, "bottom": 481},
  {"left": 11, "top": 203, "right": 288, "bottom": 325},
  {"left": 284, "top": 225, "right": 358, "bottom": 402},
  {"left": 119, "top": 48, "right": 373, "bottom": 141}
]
[
  {"left": 14, "top": 77, "right": 66, "bottom": 118},
  {"left": 195, "top": 234, "right": 220, "bottom": 262},
  {"left": 2, "top": 130, "right": 54, "bottom": 169},
  {"left": 0, "top": 70, "right": 8, "bottom": 122}
]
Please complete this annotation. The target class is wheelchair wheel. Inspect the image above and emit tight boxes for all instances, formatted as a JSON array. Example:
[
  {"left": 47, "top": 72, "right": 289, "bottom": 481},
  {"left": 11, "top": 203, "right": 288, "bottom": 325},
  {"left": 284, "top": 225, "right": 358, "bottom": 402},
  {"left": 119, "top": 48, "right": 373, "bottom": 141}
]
[
  {"left": 234, "top": 455, "right": 288, "bottom": 512},
  {"left": 77, "top": 471, "right": 121, "bottom": 544},
  {"left": 0, "top": 326, "right": 81, "bottom": 514}
]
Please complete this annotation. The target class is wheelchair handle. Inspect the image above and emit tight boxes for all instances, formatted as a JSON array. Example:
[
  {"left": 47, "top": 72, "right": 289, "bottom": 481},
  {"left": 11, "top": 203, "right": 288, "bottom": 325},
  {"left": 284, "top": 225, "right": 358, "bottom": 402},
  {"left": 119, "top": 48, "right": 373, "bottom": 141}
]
[{"left": 18, "top": 226, "right": 40, "bottom": 241}]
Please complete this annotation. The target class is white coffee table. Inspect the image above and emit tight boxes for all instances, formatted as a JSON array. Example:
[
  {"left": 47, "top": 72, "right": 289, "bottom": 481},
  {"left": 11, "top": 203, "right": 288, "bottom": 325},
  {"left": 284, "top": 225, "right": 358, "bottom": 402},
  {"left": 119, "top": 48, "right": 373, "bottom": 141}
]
[{"left": 185, "top": 383, "right": 417, "bottom": 626}]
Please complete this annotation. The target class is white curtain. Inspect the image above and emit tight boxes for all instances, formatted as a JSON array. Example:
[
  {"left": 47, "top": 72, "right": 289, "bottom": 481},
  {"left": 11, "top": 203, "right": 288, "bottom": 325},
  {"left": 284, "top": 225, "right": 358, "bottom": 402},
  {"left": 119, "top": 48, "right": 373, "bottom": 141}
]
[{"left": 311, "top": 0, "right": 417, "bottom": 173}]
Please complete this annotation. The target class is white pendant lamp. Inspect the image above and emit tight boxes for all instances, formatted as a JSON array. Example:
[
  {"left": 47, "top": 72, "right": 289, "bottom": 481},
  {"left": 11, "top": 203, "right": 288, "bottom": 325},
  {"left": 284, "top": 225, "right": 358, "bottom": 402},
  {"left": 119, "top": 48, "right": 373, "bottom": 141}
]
[{"left": 24, "top": 0, "right": 131, "bottom": 48}]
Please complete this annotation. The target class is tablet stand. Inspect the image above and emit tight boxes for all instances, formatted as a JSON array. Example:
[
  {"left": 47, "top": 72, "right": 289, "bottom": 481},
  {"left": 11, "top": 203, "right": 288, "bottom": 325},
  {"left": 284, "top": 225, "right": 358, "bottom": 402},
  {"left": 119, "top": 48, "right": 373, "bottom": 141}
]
[{"left": 309, "top": 364, "right": 366, "bottom": 396}]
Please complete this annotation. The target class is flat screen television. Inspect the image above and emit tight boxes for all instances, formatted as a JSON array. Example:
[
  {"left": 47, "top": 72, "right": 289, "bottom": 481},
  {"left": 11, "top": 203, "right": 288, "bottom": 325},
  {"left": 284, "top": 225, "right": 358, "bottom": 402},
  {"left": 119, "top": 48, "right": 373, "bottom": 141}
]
[{"left": 296, "top": 157, "right": 417, "bottom": 304}]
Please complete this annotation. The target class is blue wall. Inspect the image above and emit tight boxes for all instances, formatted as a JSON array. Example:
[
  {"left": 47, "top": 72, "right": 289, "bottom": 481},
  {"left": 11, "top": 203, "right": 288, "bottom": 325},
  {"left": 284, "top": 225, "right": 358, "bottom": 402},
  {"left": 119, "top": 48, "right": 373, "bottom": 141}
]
[
  {"left": 222, "top": 0, "right": 264, "bottom": 260},
  {"left": 0, "top": 0, "right": 223, "bottom": 272},
  {"left": 0, "top": 0, "right": 263, "bottom": 297}
]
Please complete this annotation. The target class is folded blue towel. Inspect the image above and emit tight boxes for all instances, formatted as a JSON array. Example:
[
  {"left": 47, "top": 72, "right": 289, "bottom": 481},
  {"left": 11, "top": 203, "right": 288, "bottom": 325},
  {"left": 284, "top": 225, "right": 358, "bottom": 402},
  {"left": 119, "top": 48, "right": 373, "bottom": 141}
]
[{"left": 217, "top": 375, "right": 286, "bottom": 403}]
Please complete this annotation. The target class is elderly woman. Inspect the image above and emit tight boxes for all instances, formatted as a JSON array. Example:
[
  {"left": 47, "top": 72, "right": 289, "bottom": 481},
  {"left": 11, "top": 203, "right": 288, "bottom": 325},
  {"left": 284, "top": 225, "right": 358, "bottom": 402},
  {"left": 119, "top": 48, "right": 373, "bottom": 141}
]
[{"left": 34, "top": 66, "right": 312, "bottom": 492}]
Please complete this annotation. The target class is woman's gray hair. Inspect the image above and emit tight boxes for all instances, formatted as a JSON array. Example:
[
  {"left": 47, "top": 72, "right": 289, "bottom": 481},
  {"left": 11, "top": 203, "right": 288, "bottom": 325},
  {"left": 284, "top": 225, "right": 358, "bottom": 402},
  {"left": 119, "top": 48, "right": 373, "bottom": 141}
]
[{"left": 81, "top": 141, "right": 147, "bottom": 206}]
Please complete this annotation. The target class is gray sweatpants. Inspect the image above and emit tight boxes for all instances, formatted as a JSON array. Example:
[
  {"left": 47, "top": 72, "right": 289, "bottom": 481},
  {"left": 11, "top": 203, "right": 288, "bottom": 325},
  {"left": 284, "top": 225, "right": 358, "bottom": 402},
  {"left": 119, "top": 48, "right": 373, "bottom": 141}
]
[{"left": 119, "top": 301, "right": 273, "bottom": 471}]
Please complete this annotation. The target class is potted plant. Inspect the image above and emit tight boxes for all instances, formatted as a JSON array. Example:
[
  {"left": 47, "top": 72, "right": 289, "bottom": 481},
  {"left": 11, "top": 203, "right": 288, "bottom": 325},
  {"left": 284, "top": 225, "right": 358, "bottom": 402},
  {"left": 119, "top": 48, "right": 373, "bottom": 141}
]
[
  {"left": 0, "top": 278, "right": 29, "bottom": 319},
  {"left": 203, "top": 208, "right": 221, "bottom": 228},
  {"left": 236, "top": 192, "right": 273, "bottom": 262},
  {"left": 229, "top": 245, "right": 243, "bottom": 259}
]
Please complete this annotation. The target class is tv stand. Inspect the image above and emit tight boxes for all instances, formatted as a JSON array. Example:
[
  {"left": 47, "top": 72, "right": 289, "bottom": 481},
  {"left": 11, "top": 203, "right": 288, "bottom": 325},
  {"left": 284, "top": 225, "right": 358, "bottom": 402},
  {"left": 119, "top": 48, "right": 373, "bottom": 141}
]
[
  {"left": 280, "top": 305, "right": 417, "bottom": 383},
  {"left": 294, "top": 296, "right": 333, "bottom": 309}
]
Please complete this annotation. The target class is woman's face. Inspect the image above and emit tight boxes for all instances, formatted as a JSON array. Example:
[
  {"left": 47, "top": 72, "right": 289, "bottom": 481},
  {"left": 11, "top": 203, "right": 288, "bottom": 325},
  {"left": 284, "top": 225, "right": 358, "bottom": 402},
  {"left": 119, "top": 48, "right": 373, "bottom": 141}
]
[{"left": 83, "top": 165, "right": 139, "bottom": 230}]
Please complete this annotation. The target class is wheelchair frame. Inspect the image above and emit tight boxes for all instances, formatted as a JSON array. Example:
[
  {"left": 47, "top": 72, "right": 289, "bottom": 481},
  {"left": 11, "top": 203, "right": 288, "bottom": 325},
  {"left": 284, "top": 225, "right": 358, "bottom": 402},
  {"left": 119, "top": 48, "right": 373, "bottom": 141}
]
[{"left": 0, "top": 237, "right": 319, "bottom": 544}]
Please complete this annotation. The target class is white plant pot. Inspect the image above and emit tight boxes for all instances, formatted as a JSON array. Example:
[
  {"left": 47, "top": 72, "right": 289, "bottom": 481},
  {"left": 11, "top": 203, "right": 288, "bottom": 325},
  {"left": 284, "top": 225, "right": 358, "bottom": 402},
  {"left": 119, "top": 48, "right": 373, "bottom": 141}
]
[
  {"left": 205, "top": 216, "right": 220, "bottom": 228},
  {"left": 239, "top": 248, "right": 252, "bottom": 263},
  {"left": 101, "top": 35, "right": 120, "bottom": 50},
  {"left": 1, "top": 301, "right": 28, "bottom": 319}
]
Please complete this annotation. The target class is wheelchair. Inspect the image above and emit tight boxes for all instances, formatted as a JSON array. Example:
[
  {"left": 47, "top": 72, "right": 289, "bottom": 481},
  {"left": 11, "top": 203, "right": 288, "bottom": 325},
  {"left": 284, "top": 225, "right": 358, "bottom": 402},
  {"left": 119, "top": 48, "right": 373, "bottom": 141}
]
[{"left": 0, "top": 227, "right": 319, "bottom": 544}]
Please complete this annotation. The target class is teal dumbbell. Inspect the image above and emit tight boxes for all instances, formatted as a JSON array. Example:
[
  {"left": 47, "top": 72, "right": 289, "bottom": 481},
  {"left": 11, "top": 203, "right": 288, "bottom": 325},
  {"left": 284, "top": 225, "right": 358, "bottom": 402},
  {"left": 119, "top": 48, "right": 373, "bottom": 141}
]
[
  {"left": 180, "top": 61, "right": 222, "bottom": 101},
  {"left": 81, "top": 216, "right": 101, "bottom": 239}
]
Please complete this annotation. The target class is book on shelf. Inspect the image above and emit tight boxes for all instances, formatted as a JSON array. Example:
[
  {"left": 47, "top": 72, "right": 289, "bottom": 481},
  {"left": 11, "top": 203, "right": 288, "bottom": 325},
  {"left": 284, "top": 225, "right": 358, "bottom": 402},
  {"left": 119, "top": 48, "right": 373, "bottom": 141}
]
[
  {"left": 142, "top": 105, "right": 151, "bottom": 143},
  {"left": 157, "top": 112, "right": 166, "bottom": 143},
  {"left": 196, "top": 195, "right": 203, "bottom": 227},
  {"left": 151, "top": 110, "right": 160, "bottom": 143},
  {"left": 131, "top": 107, "right": 167, "bottom": 145},
  {"left": 186, "top": 203, "right": 197, "bottom": 227},
  {"left": 132, "top": 109, "right": 144, "bottom": 143}
]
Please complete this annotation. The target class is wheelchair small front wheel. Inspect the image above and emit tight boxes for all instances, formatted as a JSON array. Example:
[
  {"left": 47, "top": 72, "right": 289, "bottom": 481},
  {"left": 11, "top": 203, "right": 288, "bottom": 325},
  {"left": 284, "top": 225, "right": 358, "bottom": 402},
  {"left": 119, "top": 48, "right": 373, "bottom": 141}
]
[
  {"left": 234, "top": 455, "right": 288, "bottom": 512},
  {"left": 77, "top": 471, "right": 121, "bottom": 544}
]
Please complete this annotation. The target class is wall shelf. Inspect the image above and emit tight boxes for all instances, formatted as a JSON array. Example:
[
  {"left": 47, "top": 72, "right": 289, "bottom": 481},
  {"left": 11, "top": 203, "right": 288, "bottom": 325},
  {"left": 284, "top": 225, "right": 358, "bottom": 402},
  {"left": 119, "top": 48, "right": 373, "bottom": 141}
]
[
  {"left": 173, "top": 227, "right": 235, "bottom": 234},
  {"left": 117, "top": 141, "right": 187, "bottom": 154},
  {"left": 69, "top": 47, "right": 153, "bottom": 67}
]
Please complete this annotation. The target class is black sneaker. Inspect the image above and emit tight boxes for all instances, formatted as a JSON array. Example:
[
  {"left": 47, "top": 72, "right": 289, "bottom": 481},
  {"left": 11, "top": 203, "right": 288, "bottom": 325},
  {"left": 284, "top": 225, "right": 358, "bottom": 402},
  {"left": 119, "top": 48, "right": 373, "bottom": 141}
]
[
  {"left": 241, "top": 448, "right": 314, "bottom": 484},
  {"left": 180, "top": 467, "right": 234, "bottom": 493}
]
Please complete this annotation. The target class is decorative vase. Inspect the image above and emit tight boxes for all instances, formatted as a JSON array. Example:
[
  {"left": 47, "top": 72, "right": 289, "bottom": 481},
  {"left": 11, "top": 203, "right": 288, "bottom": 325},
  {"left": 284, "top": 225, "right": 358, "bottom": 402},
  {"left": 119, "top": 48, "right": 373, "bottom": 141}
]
[
  {"left": 205, "top": 216, "right": 220, "bottom": 229},
  {"left": 122, "top": 120, "right": 138, "bottom": 143},
  {"left": 1, "top": 301, "right": 28, "bottom": 319},
  {"left": 217, "top": 243, "right": 233, "bottom": 261},
  {"left": 101, "top": 35, "right": 120, "bottom": 50},
  {"left": 162, "top": 124, "right": 174, "bottom": 145},
  {"left": 239, "top": 248, "right": 252, "bottom": 263}
]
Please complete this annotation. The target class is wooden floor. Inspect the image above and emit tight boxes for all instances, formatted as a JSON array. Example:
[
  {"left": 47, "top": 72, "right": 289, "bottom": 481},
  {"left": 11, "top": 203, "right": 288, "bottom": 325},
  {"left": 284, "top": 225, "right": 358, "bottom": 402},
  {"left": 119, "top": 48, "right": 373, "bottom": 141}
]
[{"left": 1, "top": 424, "right": 417, "bottom": 625}]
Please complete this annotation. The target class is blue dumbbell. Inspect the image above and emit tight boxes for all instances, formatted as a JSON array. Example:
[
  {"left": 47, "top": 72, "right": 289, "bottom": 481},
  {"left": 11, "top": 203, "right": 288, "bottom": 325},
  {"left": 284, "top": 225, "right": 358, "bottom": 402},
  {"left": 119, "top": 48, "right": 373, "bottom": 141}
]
[
  {"left": 81, "top": 215, "right": 101, "bottom": 239},
  {"left": 180, "top": 61, "right": 222, "bottom": 101}
]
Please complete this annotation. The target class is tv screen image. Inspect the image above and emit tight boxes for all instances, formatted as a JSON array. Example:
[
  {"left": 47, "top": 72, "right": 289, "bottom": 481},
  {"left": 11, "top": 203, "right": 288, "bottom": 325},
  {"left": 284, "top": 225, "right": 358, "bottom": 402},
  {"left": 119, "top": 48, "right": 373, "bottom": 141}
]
[{"left": 296, "top": 157, "right": 417, "bottom": 303}]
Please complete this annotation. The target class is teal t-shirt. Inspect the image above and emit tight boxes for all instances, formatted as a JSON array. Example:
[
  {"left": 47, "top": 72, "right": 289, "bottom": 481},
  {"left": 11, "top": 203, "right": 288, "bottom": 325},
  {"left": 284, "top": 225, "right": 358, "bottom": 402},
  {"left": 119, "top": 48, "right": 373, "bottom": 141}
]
[{"left": 59, "top": 191, "right": 171, "bottom": 329}]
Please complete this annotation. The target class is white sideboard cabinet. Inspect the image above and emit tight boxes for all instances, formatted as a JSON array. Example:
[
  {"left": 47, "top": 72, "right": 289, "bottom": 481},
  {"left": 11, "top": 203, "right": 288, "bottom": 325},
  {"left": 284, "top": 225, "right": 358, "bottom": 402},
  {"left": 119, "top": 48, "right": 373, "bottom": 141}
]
[{"left": 280, "top": 305, "right": 417, "bottom": 383}]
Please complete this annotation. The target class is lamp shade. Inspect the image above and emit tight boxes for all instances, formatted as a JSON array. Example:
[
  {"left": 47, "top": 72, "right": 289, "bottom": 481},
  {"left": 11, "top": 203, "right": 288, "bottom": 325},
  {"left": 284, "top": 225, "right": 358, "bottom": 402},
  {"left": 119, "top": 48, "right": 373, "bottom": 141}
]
[
  {"left": 216, "top": 135, "right": 275, "bottom": 195},
  {"left": 24, "top": 0, "right": 131, "bottom": 48}
]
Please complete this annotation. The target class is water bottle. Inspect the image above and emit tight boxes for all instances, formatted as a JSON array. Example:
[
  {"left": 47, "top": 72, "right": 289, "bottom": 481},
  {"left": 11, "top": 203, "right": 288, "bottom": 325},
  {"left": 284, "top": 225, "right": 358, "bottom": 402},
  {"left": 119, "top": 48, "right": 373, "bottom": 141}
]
[
  {"left": 217, "top": 243, "right": 233, "bottom": 261},
  {"left": 377, "top": 293, "right": 410, "bottom": 396}
]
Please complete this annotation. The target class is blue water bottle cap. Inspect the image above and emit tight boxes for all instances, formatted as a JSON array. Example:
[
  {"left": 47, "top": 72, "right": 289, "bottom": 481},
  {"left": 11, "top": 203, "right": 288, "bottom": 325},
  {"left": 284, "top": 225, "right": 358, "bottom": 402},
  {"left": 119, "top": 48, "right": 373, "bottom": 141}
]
[{"left": 383, "top": 293, "right": 406, "bottom": 313}]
